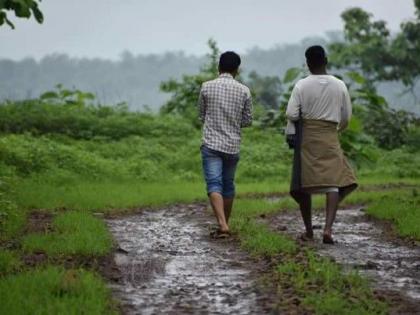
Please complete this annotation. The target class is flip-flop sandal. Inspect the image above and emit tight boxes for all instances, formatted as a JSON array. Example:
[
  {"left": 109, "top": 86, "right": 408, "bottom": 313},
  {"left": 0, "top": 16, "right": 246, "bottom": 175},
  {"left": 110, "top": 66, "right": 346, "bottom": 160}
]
[
  {"left": 210, "top": 229, "right": 231, "bottom": 239},
  {"left": 300, "top": 232, "right": 314, "bottom": 242},
  {"left": 215, "top": 231, "right": 230, "bottom": 239},
  {"left": 322, "top": 234, "right": 335, "bottom": 244}
]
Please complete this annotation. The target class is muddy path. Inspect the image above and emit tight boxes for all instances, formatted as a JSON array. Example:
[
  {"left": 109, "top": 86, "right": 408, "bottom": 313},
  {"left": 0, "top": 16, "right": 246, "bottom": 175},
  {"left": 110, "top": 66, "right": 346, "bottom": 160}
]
[
  {"left": 106, "top": 204, "right": 275, "bottom": 315},
  {"left": 265, "top": 207, "right": 420, "bottom": 306}
]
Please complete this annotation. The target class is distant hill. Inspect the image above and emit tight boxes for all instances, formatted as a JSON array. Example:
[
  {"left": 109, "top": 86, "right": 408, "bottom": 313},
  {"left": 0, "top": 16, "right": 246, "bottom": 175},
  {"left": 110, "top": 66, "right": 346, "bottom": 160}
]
[{"left": 0, "top": 37, "right": 418, "bottom": 114}]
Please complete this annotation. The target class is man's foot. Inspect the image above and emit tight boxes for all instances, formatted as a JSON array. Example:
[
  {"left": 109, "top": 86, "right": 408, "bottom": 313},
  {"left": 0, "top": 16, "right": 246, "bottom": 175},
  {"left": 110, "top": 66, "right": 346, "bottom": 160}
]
[
  {"left": 322, "top": 232, "right": 334, "bottom": 244},
  {"left": 210, "top": 229, "right": 231, "bottom": 239},
  {"left": 300, "top": 231, "right": 314, "bottom": 241}
]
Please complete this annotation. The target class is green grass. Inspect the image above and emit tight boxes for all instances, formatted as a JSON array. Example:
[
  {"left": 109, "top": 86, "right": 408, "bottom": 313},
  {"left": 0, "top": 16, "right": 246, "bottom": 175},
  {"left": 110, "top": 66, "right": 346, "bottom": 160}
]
[
  {"left": 229, "top": 199, "right": 297, "bottom": 255},
  {"left": 230, "top": 197, "right": 388, "bottom": 314},
  {"left": 0, "top": 197, "right": 26, "bottom": 242},
  {"left": 3, "top": 171, "right": 418, "bottom": 315},
  {"left": 14, "top": 177, "right": 420, "bottom": 242},
  {"left": 15, "top": 179, "right": 205, "bottom": 212},
  {"left": 366, "top": 190, "right": 420, "bottom": 240},
  {"left": 0, "top": 266, "right": 117, "bottom": 315},
  {"left": 278, "top": 251, "right": 387, "bottom": 314},
  {"left": 0, "top": 250, "right": 21, "bottom": 276},
  {"left": 15, "top": 175, "right": 419, "bottom": 213},
  {"left": 22, "top": 211, "right": 112, "bottom": 256},
  {"left": 14, "top": 178, "right": 291, "bottom": 213},
  {"left": 358, "top": 176, "right": 420, "bottom": 187},
  {"left": 234, "top": 219, "right": 296, "bottom": 256}
]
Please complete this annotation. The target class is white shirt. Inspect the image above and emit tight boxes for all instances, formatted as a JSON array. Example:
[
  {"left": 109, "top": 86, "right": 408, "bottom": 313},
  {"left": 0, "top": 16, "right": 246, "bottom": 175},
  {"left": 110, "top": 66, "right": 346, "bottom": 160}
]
[{"left": 285, "top": 74, "right": 352, "bottom": 134}]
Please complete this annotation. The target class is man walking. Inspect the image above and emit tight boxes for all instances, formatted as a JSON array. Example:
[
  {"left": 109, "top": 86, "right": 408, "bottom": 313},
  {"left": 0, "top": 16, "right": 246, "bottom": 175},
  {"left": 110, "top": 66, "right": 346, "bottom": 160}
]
[
  {"left": 286, "top": 45, "right": 358, "bottom": 244},
  {"left": 199, "top": 51, "right": 253, "bottom": 238}
]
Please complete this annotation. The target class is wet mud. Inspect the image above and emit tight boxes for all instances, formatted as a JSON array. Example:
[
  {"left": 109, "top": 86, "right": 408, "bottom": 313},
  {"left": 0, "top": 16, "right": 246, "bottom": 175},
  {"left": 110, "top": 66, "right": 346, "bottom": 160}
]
[
  {"left": 267, "top": 208, "right": 420, "bottom": 305},
  {"left": 23, "top": 210, "right": 54, "bottom": 234},
  {"left": 106, "top": 204, "right": 275, "bottom": 315}
]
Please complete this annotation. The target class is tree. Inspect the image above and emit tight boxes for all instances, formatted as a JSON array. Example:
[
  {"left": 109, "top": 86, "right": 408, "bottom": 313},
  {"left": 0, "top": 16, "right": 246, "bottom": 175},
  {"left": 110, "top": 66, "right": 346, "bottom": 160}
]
[
  {"left": 160, "top": 39, "right": 219, "bottom": 127},
  {"left": 245, "top": 71, "right": 282, "bottom": 110},
  {"left": 328, "top": 1, "right": 420, "bottom": 150},
  {"left": 0, "top": 0, "right": 43, "bottom": 29},
  {"left": 329, "top": 0, "right": 420, "bottom": 91}
]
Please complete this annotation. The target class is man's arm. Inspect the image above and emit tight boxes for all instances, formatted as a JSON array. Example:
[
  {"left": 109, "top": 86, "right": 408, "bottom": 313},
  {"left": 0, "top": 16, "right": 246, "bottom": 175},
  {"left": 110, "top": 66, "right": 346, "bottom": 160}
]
[
  {"left": 285, "top": 85, "right": 301, "bottom": 122},
  {"left": 241, "top": 91, "right": 253, "bottom": 128},
  {"left": 338, "top": 86, "right": 352, "bottom": 131},
  {"left": 198, "top": 85, "right": 207, "bottom": 124},
  {"left": 285, "top": 85, "right": 301, "bottom": 135}
]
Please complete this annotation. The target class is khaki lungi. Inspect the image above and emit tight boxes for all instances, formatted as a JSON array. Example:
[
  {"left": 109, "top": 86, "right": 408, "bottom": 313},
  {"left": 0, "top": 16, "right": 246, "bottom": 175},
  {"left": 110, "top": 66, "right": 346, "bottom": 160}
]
[{"left": 290, "top": 119, "right": 358, "bottom": 203}]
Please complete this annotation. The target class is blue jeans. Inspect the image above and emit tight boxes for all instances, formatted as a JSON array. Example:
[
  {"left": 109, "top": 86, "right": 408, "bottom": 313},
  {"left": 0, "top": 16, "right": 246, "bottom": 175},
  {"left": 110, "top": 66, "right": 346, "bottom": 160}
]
[{"left": 201, "top": 145, "right": 240, "bottom": 198}]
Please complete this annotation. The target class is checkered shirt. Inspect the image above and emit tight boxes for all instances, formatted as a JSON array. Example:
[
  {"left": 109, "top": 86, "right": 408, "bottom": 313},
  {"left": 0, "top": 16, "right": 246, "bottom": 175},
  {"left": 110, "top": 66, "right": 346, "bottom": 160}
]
[{"left": 198, "top": 73, "right": 253, "bottom": 154}]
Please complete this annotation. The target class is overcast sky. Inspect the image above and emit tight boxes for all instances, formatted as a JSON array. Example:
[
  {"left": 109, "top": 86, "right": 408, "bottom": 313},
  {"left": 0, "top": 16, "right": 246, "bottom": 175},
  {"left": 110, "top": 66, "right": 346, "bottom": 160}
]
[{"left": 0, "top": 0, "right": 416, "bottom": 60}]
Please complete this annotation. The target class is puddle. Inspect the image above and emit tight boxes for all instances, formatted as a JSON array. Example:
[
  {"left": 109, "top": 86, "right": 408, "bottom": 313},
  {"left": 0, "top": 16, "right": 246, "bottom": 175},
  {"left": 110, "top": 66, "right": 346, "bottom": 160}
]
[
  {"left": 106, "top": 204, "right": 272, "bottom": 315},
  {"left": 267, "top": 208, "right": 420, "bottom": 302}
]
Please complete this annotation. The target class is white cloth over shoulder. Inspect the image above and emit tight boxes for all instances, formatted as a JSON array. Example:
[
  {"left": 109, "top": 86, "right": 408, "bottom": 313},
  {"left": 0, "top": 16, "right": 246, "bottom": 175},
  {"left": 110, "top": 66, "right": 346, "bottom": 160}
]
[{"left": 285, "top": 74, "right": 352, "bottom": 135}]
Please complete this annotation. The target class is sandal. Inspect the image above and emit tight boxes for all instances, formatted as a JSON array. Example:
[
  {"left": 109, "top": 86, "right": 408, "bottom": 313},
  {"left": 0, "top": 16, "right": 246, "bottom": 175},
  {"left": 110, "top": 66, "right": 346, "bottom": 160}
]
[
  {"left": 210, "top": 229, "right": 231, "bottom": 239},
  {"left": 322, "top": 234, "right": 335, "bottom": 244},
  {"left": 300, "top": 232, "right": 314, "bottom": 242}
]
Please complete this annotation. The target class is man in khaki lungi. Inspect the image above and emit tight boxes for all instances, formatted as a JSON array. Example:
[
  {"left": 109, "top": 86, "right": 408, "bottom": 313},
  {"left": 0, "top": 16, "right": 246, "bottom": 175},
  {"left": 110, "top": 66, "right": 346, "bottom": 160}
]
[{"left": 286, "top": 45, "right": 358, "bottom": 244}]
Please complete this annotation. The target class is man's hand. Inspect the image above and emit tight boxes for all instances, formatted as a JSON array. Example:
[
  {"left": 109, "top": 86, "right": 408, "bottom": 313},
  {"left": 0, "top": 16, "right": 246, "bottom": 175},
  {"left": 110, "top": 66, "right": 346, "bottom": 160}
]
[{"left": 286, "top": 134, "right": 296, "bottom": 149}]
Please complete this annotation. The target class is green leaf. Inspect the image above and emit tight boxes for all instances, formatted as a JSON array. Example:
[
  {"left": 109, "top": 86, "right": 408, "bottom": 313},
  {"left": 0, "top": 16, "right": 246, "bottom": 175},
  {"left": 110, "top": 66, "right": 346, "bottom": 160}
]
[
  {"left": 0, "top": 11, "right": 15, "bottom": 28},
  {"left": 60, "top": 90, "right": 73, "bottom": 98},
  {"left": 82, "top": 92, "right": 95, "bottom": 100},
  {"left": 346, "top": 71, "right": 366, "bottom": 85},
  {"left": 347, "top": 117, "right": 362, "bottom": 132},
  {"left": 31, "top": 3, "right": 43, "bottom": 23},
  {"left": 40, "top": 91, "right": 58, "bottom": 99},
  {"left": 283, "top": 67, "right": 301, "bottom": 84},
  {"left": 13, "top": 0, "right": 31, "bottom": 18}
]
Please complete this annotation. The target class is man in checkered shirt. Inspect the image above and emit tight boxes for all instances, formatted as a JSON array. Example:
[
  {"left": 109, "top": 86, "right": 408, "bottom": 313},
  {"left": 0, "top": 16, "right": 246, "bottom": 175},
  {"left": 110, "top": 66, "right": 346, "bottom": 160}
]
[{"left": 198, "top": 51, "right": 253, "bottom": 237}]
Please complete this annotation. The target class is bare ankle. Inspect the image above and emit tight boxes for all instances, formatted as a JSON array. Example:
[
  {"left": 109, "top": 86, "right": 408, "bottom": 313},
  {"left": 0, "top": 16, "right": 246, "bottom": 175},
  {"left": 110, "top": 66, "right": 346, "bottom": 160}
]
[
  {"left": 219, "top": 224, "right": 229, "bottom": 232},
  {"left": 323, "top": 228, "right": 332, "bottom": 235}
]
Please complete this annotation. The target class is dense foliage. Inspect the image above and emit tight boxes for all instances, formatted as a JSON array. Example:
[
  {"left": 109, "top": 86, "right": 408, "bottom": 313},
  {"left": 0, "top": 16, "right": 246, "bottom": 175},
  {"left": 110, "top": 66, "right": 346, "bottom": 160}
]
[
  {"left": 0, "top": 93, "right": 419, "bottom": 186},
  {"left": 329, "top": 0, "right": 420, "bottom": 89}
]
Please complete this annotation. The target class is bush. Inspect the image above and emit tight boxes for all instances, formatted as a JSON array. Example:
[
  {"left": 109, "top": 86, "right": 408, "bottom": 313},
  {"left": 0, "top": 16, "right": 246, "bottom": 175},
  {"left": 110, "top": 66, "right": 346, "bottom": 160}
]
[{"left": 0, "top": 99, "right": 195, "bottom": 140}]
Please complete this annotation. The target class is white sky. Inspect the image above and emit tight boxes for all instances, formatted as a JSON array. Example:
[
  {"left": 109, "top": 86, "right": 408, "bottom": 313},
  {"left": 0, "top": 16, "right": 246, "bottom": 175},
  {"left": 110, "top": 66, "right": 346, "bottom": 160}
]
[{"left": 0, "top": 0, "right": 416, "bottom": 60}]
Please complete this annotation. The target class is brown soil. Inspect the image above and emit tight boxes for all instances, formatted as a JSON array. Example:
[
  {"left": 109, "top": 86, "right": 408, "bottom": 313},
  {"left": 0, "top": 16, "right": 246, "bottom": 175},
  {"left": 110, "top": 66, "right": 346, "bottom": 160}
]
[{"left": 23, "top": 210, "right": 54, "bottom": 234}]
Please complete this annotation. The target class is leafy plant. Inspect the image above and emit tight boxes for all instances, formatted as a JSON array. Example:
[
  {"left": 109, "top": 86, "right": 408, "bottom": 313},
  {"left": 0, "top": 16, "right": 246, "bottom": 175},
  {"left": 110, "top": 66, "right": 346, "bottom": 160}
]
[
  {"left": 342, "top": 71, "right": 416, "bottom": 149},
  {"left": 160, "top": 39, "right": 219, "bottom": 127},
  {"left": 329, "top": 0, "right": 420, "bottom": 92},
  {"left": 0, "top": 0, "right": 43, "bottom": 29},
  {"left": 257, "top": 67, "right": 304, "bottom": 129},
  {"left": 246, "top": 71, "right": 282, "bottom": 110},
  {"left": 40, "top": 84, "right": 96, "bottom": 107}
]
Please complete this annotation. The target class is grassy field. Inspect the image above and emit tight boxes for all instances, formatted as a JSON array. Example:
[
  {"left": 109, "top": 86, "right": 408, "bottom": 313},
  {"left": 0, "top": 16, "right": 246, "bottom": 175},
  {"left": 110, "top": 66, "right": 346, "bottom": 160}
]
[{"left": 0, "top": 99, "right": 419, "bottom": 314}]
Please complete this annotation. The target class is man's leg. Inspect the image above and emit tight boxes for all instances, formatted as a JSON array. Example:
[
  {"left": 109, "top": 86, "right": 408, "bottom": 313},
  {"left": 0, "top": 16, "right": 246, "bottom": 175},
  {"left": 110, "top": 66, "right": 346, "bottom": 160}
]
[
  {"left": 209, "top": 192, "right": 229, "bottom": 232},
  {"left": 201, "top": 146, "right": 228, "bottom": 232},
  {"left": 223, "top": 198, "right": 234, "bottom": 224},
  {"left": 324, "top": 191, "right": 339, "bottom": 238},
  {"left": 222, "top": 152, "right": 239, "bottom": 225},
  {"left": 299, "top": 193, "right": 313, "bottom": 238}
]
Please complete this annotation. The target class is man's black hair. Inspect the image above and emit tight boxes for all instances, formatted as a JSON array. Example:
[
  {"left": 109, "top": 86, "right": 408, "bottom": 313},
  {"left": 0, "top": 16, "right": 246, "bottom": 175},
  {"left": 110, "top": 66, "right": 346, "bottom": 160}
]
[
  {"left": 305, "top": 45, "right": 327, "bottom": 68},
  {"left": 219, "top": 51, "right": 241, "bottom": 73}
]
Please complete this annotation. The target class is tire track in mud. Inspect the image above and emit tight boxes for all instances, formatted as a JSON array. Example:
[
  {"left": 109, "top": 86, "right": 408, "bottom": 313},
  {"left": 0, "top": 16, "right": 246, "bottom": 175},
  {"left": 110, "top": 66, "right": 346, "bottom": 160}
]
[
  {"left": 106, "top": 204, "right": 275, "bottom": 315},
  {"left": 265, "top": 207, "right": 420, "bottom": 309}
]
